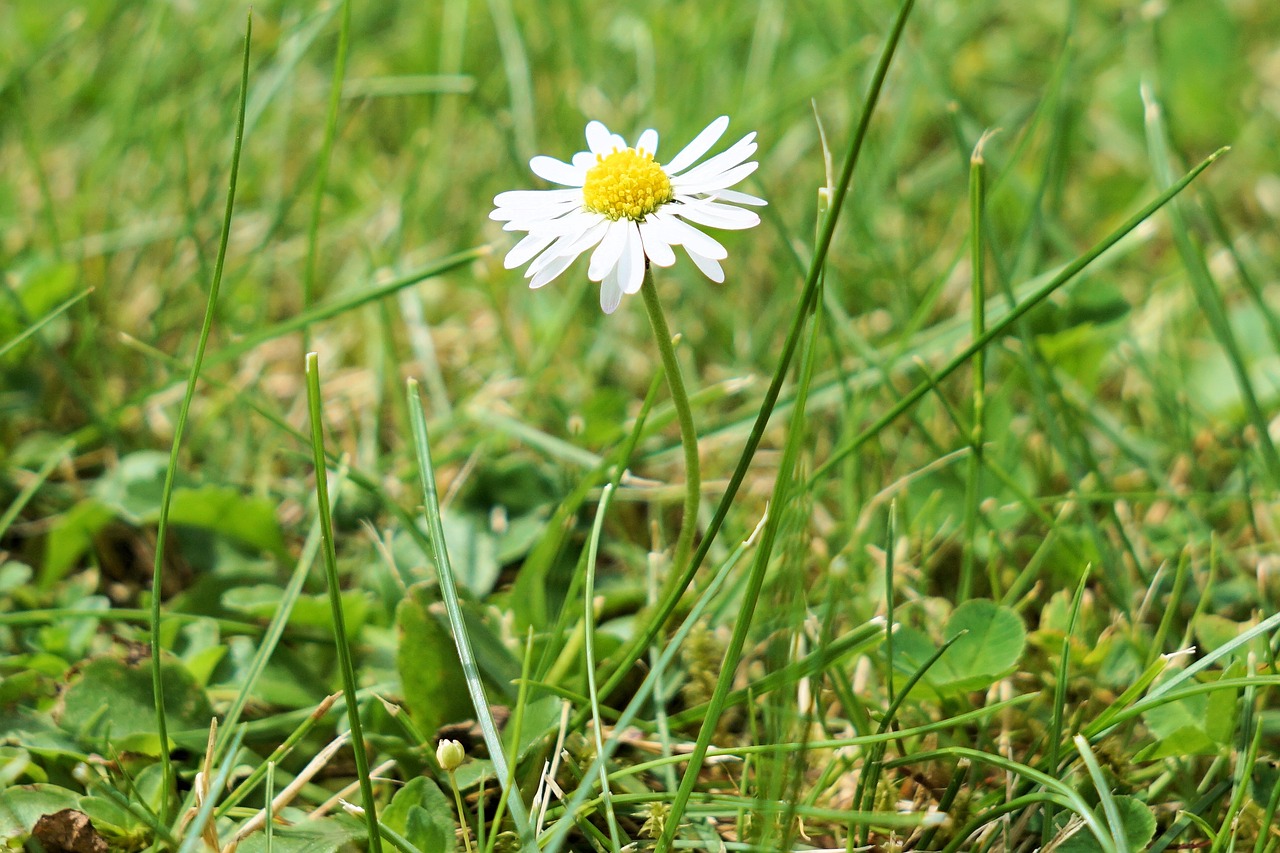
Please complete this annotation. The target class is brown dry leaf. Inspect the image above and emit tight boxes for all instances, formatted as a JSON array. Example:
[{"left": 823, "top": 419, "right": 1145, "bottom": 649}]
[{"left": 31, "top": 809, "right": 108, "bottom": 853}]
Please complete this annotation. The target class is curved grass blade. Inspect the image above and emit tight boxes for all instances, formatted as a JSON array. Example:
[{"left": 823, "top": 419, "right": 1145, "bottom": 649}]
[
  {"left": 301, "top": 0, "right": 351, "bottom": 351},
  {"left": 405, "top": 378, "right": 534, "bottom": 845},
  {"left": 150, "top": 11, "right": 252, "bottom": 817},
  {"left": 582, "top": 483, "right": 621, "bottom": 852},
  {"left": 655, "top": 240, "right": 827, "bottom": 852},
  {"left": 305, "top": 353, "right": 383, "bottom": 853}
]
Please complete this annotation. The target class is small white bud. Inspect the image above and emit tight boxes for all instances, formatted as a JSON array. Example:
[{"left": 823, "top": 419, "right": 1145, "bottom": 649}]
[{"left": 436, "top": 738, "right": 466, "bottom": 772}]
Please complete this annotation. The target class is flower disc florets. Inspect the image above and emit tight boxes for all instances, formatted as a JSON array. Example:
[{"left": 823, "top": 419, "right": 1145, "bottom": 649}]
[{"left": 582, "top": 148, "right": 674, "bottom": 221}]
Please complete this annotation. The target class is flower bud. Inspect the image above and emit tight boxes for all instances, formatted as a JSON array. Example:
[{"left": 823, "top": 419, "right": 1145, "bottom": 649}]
[{"left": 436, "top": 738, "right": 466, "bottom": 772}]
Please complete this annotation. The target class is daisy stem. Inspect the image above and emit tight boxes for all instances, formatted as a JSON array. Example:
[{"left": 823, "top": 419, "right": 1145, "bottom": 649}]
[{"left": 640, "top": 266, "right": 700, "bottom": 577}]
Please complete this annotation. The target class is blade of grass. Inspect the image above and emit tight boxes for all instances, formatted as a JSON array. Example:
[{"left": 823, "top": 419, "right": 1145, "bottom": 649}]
[
  {"left": 0, "top": 286, "right": 91, "bottom": 360},
  {"left": 888, "top": 747, "right": 1113, "bottom": 853},
  {"left": 1044, "top": 567, "right": 1091, "bottom": 847},
  {"left": 405, "top": 378, "right": 534, "bottom": 845},
  {"left": 304, "top": 353, "right": 383, "bottom": 853},
  {"left": 655, "top": 250, "right": 826, "bottom": 852},
  {"left": 0, "top": 439, "right": 74, "bottom": 541},
  {"left": 582, "top": 483, "right": 622, "bottom": 853},
  {"left": 300, "top": 0, "right": 351, "bottom": 352},
  {"left": 1073, "top": 734, "right": 1128, "bottom": 853},
  {"left": 1140, "top": 82, "right": 1280, "bottom": 484},
  {"left": 177, "top": 726, "right": 246, "bottom": 853},
  {"left": 539, "top": 516, "right": 770, "bottom": 853},
  {"left": 149, "top": 11, "right": 252, "bottom": 818},
  {"left": 960, "top": 130, "right": 993, "bottom": 601},
  {"left": 854, "top": 631, "right": 965, "bottom": 848},
  {"left": 812, "top": 144, "right": 1229, "bottom": 482}
]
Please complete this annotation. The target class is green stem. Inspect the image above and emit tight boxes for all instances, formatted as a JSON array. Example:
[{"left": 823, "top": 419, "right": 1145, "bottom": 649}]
[
  {"left": 305, "top": 354, "right": 384, "bottom": 853},
  {"left": 152, "top": 12, "right": 252, "bottom": 820},
  {"left": 640, "top": 266, "right": 701, "bottom": 576},
  {"left": 447, "top": 771, "right": 475, "bottom": 853}
]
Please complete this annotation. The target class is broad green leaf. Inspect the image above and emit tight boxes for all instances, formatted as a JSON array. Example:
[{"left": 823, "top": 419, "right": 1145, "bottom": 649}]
[
  {"left": 441, "top": 511, "right": 501, "bottom": 597},
  {"left": 383, "top": 776, "right": 457, "bottom": 853},
  {"left": 236, "top": 814, "right": 366, "bottom": 853},
  {"left": 397, "top": 585, "right": 473, "bottom": 733},
  {"left": 40, "top": 499, "right": 113, "bottom": 588},
  {"left": 894, "top": 599, "right": 1026, "bottom": 694},
  {"left": 397, "top": 583, "right": 521, "bottom": 733},
  {"left": 0, "top": 784, "right": 80, "bottom": 845},
  {"left": 56, "top": 656, "right": 213, "bottom": 753},
  {"left": 1054, "top": 795, "right": 1155, "bottom": 852},
  {"left": 1155, "top": 0, "right": 1244, "bottom": 149},
  {"left": 222, "top": 585, "right": 370, "bottom": 641},
  {"left": 166, "top": 485, "right": 287, "bottom": 556}
]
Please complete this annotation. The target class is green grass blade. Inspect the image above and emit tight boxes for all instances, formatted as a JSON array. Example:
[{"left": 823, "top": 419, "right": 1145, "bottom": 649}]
[
  {"left": 656, "top": 259, "right": 826, "bottom": 852},
  {"left": 0, "top": 286, "right": 91, "bottom": 360},
  {"left": 1074, "top": 734, "right": 1128, "bottom": 853},
  {"left": 300, "top": 0, "right": 351, "bottom": 351},
  {"left": 405, "top": 378, "right": 533, "bottom": 844},
  {"left": 305, "top": 353, "right": 383, "bottom": 853},
  {"left": 811, "top": 145, "right": 1230, "bottom": 482},
  {"left": 150, "top": 11, "right": 252, "bottom": 819},
  {"left": 582, "top": 483, "right": 622, "bottom": 852}
]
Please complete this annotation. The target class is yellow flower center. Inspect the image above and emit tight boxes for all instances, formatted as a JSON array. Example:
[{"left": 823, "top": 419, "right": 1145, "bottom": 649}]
[{"left": 582, "top": 148, "right": 673, "bottom": 221}]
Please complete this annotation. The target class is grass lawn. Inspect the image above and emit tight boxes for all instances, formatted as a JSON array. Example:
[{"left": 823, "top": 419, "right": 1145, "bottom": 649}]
[{"left": 3, "top": 1, "right": 1280, "bottom": 851}]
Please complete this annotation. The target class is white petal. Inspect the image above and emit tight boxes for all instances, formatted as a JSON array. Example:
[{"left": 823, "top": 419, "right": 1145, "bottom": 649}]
[
  {"left": 585, "top": 120, "right": 615, "bottom": 155},
  {"left": 609, "top": 132, "right": 628, "bottom": 151},
  {"left": 710, "top": 188, "right": 768, "bottom": 207},
  {"left": 685, "top": 248, "right": 725, "bottom": 283},
  {"left": 528, "top": 250, "right": 580, "bottom": 289},
  {"left": 671, "top": 134, "right": 756, "bottom": 186},
  {"left": 672, "top": 160, "right": 758, "bottom": 195},
  {"left": 647, "top": 211, "right": 727, "bottom": 260},
  {"left": 619, "top": 223, "right": 645, "bottom": 294},
  {"left": 504, "top": 232, "right": 556, "bottom": 269},
  {"left": 493, "top": 198, "right": 584, "bottom": 224},
  {"left": 530, "top": 155, "right": 587, "bottom": 186},
  {"left": 504, "top": 209, "right": 592, "bottom": 234},
  {"left": 639, "top": 220, "right": 676, "bottom": 267},
  {"left": 674, "top": 201, "right": 760, "bottom": 231},
  {"left": 588, "top": 218, "right": 630, "bottom": 281},
  {"left": 546, "top": 218, "right": 609, "bottom": 259},
  {"left": 527, "top": 224, "right": 596, "bottom": 275},
  {"left": 599, "top": 267, "right": 624, "bottom": 314},
  {"left": 636, "top": 128, "right": 658, "bottom": 156},
  {"left": 492, "top": 188, "right": 582, "bottom": 211},
  {"left": 664, "top": 115, "right": 730, "bottom": 176},
  {"left": 572, "top": 151, "right": 597, "bottom": 170}
]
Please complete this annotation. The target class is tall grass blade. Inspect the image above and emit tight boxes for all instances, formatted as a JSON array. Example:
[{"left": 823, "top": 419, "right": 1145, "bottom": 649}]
[
  {"left": 305, "top": 353, "right": 383, "bottom": 853},
  {"left": 150, "top": 11, "right": 252, "bottom": 818},
  {"left": 405, "top": 379, "right": 534, "bottom": 844}
]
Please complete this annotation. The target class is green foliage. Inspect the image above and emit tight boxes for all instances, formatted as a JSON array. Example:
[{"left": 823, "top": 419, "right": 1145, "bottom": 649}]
[
  {"left": 2, "top": 0, "right": 1279, "bottom": 850},
  {"left": 894, "top": 599, "right": 1027, "bottom": 695},
  {"left": 1054, "top": 795, "right": 1156, "bottom": 852},
  {"left": 58, "top": 656, "right": 214, "bottom": 754},
  {"left": 382, "top": 777, "right": 457, "bottom": 853}
]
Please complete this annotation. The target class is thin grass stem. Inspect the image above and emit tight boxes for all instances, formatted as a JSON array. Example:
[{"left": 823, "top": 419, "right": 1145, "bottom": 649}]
[
  {"left": 640, "top": 267, "right": 701, "bottom": 578},
  {"left": 405, "top": 379, "right": 533, "bottom": 844},
  {"left": 305, "top": 353, "right": 383, "bottom": 853},
  {"left": 150, "top": 12, "right": 252, "bottom": 818}
]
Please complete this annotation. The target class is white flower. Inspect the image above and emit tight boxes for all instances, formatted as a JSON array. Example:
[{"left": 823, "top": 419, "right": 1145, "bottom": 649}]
[{"left": 490, "top": 116, "right": 766, "bottom": 314}]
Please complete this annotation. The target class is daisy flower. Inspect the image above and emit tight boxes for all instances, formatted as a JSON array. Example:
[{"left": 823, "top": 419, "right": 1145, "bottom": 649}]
[{"left": 490, "top": 116, "right": 766, "bottom": 313}]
